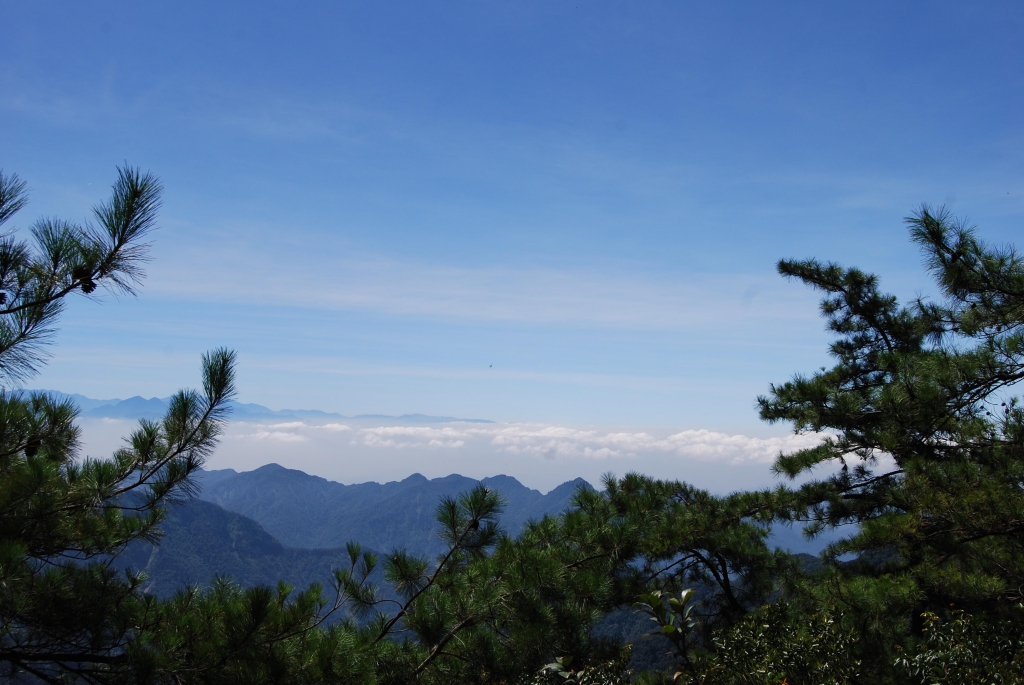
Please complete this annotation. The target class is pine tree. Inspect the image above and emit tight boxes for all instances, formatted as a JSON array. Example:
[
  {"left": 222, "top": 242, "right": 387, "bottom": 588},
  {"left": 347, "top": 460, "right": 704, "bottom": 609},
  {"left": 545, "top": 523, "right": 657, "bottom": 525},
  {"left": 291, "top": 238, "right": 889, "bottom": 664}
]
[
  {"left": 0, "top": 168, "right": 237, "bottom": 682},
  {"left": 758, "top": 207, "right": 1024, "bottom": 669}
]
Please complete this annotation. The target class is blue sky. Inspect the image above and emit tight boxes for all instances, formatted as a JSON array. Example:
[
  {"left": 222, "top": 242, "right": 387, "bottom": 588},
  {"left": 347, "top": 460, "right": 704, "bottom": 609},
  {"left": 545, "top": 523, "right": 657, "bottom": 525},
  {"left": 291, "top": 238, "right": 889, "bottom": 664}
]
[{"left": 2, "top": 2, "right": 1023, "bottom": 486}]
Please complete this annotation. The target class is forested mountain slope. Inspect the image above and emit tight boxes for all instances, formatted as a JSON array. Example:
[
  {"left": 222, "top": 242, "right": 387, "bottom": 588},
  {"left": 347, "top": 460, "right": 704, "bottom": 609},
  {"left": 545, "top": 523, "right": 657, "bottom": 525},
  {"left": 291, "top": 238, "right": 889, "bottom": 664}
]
[{"left": 113, "top": 498, "right": 360, "bottom": 598}]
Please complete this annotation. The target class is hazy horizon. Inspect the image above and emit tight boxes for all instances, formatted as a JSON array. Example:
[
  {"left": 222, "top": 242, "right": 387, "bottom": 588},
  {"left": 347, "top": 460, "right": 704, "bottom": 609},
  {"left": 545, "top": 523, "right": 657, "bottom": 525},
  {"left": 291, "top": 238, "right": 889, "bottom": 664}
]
[
  {"left": 37, "top": 388, "right": 826, "bottom": 493},
  {"left": 74, "top": 413, "right": 823, "bottom": 495}
]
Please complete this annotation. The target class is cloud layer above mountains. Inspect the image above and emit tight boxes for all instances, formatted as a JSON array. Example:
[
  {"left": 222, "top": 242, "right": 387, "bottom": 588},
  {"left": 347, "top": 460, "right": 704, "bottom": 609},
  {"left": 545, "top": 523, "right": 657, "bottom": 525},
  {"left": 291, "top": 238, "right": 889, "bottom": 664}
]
[
  {"left": 78, "top": 410, "right": 829, "bottom": 493},
  {"left": 234, "top": 420, "right": 821, "bottom": 465}
]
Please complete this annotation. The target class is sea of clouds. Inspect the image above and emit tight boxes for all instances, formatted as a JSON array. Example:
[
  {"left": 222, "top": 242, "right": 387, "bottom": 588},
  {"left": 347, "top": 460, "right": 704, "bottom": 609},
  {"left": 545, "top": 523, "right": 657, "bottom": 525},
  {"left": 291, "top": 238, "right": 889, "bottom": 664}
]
[
  {"left": 235, "top": 420, "right": 821, "bottom": 464},
  {"left": 79, "top": 416, "right": 827, "bottom": 493}
]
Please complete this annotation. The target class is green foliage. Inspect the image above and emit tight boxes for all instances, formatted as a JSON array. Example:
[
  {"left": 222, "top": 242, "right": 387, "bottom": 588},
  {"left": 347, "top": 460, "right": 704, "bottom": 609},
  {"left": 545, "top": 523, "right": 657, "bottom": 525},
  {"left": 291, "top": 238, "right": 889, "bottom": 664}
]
[
  {"left": 626, "top": 594, "right": 862, "bottom": 685},
  {"left": 895, "top": 609, "right": 1024, "bottom": 684},
  {"left": 123, "top": 579, "right": 379, "bottom": 685},
  {"left": 527, "top": 647, "right": 634, "bottom": 685},
  {"left": 0, "top": 348, "right": 238, "bottom": 682},
  {"left": 632, "top": 589, "right": 698, "bottom": 678},
  {"left": 569, "top": 473, "right": 795, "bottom": 644},
  {"left": 701, "top": 602, "right": 860, "bottom": 685}
]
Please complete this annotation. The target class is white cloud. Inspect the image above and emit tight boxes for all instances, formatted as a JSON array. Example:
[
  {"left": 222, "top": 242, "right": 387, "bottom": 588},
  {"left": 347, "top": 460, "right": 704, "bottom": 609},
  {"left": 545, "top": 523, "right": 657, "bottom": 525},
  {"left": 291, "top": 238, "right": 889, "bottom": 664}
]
[
  {"left": 229, "top": 421, "right": 310, "bottom": 442},
  {"left": 96, "top": 412, "right": 825, "bottom": 465},
  {"left": 357, "top": 426, "right": 471, "bottom": 449},
  {"left": 318, "top": 423, "right": 352, "bottom": 432},
  {"left": 658, "top": 429, "right": 822, "bottom": 463},
  {"left": 249, "top": 430, "right": 308, "bottom": 442},
  {"left": 473, "top": 425, "right": 821, "bottom": 463},
  {"left": 220, "top": 418, "right": 823, "bottom": 465},
  {"left": 347, "top": 423, "right": 822, "bottom": 464}
]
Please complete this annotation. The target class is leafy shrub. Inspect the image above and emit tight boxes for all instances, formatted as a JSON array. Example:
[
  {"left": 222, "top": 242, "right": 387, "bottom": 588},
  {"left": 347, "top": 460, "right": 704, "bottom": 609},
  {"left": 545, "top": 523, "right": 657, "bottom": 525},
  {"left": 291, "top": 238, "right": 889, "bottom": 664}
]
[
  {"left": 524, "top": 646, "right": 634, "bottom": 685},
  {"left": 895, "top": 610, "right": 1024, "bottom": 684},
  {"left": 701, "top": 602, "right": 860, "bottom": 685}
]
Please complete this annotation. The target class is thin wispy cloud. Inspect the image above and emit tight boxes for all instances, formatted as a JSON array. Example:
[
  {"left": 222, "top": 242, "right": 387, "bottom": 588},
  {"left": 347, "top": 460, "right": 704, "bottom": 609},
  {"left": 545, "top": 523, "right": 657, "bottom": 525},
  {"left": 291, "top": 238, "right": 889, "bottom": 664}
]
[{"left": 147, "top": 253, "right": 819, "bottom": 333}]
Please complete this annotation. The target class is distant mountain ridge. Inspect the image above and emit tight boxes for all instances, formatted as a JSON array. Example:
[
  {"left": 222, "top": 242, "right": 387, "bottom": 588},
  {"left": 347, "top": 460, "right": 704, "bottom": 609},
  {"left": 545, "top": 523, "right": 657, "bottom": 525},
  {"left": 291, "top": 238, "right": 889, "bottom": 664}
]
[
  {"left": 27, "top": 389, "right": 494, "bottom": 423},
  {"left": 196, "top": 465, "right": 591, "bottom": 557},
  {"left": 113, "top": 466, "right": 591, "bottom": 596}
]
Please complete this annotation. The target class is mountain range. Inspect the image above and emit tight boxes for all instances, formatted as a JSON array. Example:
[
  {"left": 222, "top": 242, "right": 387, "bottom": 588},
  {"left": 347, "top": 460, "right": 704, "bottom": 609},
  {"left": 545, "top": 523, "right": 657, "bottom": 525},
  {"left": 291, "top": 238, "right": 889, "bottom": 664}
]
[
  {"left": 30, "top": 389, "right": 494, "bottom": 423},
  {"left": 195, "top": 465, "right": 589, "bottom": 556},
  {"left": 113, "top": 466, "right": 589, "bottom": 597}
]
